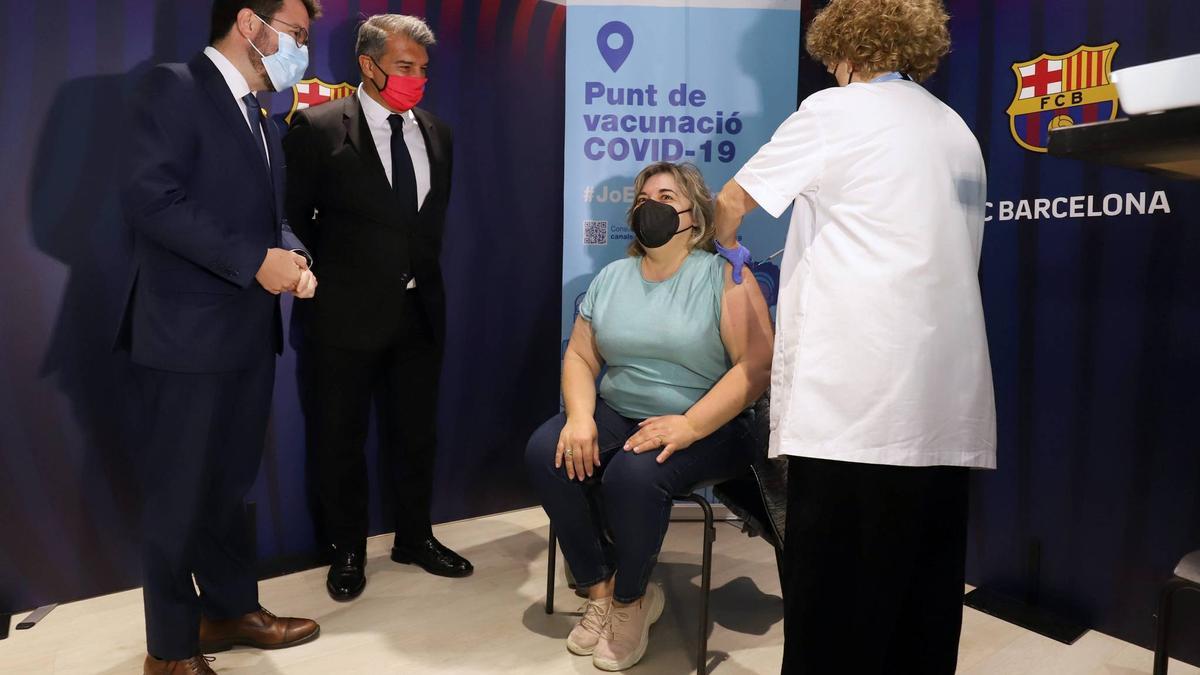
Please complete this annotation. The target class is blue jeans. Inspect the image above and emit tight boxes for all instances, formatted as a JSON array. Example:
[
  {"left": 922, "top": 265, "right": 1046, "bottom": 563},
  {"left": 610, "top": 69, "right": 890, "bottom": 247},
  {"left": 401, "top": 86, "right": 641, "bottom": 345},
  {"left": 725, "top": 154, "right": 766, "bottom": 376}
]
[{"left": 525, "top": 399, "right": 754, "bottom": 603}]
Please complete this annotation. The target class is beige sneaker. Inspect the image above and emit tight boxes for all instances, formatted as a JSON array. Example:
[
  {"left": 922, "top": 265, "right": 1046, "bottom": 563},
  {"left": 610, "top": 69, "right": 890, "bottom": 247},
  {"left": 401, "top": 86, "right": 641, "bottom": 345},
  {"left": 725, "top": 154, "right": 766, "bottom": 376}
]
[
  {"left": 592, "top": 584, "right": 665, "bottom": 671},
  {"left": 567, "top": 597, "right": 612, "bottom": 656}
]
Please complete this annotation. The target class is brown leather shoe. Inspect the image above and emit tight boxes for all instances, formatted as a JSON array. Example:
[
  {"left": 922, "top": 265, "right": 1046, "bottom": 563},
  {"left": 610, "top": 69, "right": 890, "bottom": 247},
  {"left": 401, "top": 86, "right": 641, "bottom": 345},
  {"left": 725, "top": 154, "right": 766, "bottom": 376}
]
[
  {"left": 198, "top": 607, "right": 319, "bottom": 653},
  {"left": 143, "top": 654, "right": 217, "bottom": 674}
]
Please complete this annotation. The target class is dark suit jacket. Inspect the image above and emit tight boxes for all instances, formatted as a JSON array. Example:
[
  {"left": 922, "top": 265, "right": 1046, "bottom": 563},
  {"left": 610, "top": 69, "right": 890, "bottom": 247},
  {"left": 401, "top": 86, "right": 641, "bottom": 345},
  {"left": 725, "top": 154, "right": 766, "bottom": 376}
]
[
  {"left": 116, "top": 53, "right": 308, "bottom": 373},
  {"left": 283, "top": 94, "right": 453, "bottom": 352}
]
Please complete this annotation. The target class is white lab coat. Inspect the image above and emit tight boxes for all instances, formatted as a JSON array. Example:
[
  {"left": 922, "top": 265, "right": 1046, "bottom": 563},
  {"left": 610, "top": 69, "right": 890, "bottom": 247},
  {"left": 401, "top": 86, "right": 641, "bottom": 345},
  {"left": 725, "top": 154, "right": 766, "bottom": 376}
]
[{"left": 736, "top": 79, "right": 996, "bottom": 469}]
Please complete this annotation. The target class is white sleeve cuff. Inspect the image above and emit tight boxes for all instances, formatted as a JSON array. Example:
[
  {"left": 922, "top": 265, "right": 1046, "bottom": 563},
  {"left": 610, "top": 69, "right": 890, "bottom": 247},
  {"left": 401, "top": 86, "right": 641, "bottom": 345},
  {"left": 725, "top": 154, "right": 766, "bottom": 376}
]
[{"left": 735, "top": 166, "right": 792, "bottom": 219}]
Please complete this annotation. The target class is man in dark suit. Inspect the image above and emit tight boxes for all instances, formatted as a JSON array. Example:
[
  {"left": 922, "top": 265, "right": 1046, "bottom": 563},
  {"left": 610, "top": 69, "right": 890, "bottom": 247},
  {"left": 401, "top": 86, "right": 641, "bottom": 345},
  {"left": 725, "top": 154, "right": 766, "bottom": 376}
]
[
  {"left": 284, "top": 14, "right": 471, "bottom": 602},
  {"left": 119, "top": 1, "right": 322, "bottom": 672}
]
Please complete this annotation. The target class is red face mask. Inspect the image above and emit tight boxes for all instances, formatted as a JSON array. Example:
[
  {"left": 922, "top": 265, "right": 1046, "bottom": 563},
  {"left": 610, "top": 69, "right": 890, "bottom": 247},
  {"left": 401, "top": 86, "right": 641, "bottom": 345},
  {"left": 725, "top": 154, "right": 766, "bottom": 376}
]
[{"left": 370, "top": 57, "right": 426, "bottom": 112}]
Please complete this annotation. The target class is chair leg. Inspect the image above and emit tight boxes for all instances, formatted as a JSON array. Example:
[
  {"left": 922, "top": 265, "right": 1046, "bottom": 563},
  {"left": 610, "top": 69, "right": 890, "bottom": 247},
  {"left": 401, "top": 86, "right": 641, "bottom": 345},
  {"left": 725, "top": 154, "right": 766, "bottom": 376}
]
[
  {"left": 774, "top": 545, "right": 786, "bottom": 598},
  {"left": 546, "top": 524, "right": 557, "bottom": 615},
  {"left": 687, "top": 494, "right": 715, "bottom": 675},
  {"left": 1154, "top": 577, "right": 1197, "bottom": 675}
]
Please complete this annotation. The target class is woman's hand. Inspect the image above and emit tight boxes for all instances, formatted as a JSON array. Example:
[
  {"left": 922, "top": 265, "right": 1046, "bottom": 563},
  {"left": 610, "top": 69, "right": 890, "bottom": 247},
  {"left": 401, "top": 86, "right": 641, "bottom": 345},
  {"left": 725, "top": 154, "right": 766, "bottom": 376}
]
[
  {"left": 556, "top": 415, "right": 601, "bottom": 481},
  {"left": 625, "top": 415, "right": 701, "bottom": 464}
]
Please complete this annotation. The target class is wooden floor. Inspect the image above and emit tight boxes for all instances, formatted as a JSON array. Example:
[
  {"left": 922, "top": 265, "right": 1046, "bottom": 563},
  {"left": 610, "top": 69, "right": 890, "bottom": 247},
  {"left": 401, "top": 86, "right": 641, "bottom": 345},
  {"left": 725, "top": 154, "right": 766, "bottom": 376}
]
[{"left": 1, "top": 507, "right": 1195, "bottom": 675}]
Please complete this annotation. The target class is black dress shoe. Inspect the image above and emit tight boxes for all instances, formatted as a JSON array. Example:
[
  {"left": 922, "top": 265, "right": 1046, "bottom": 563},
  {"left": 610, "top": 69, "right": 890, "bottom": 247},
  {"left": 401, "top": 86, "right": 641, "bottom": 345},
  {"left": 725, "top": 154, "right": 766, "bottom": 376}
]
[
  {"left": 326, "top": 545, "right": 366, "bottom": 601},
  {"left": 391, "top": 536, "right": 474, "bottom": 578}
]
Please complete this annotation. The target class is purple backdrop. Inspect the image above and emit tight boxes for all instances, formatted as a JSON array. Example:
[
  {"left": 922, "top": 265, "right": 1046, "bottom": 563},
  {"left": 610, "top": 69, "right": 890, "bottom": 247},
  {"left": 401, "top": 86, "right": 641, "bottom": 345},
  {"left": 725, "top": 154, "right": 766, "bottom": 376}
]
[
  {"left": 916, "top": 0, "right": 1200, "bottom": 664},
  {"left": 0, "top": 0, "right": 565, "bottom": 615}
]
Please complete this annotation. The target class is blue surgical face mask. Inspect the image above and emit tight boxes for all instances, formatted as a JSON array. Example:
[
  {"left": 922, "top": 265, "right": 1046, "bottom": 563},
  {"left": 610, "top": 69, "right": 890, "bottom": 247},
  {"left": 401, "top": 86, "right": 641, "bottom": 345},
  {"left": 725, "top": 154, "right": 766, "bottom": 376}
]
[{"left": 247, "top": 14, "right": 309, "bottom": 92}]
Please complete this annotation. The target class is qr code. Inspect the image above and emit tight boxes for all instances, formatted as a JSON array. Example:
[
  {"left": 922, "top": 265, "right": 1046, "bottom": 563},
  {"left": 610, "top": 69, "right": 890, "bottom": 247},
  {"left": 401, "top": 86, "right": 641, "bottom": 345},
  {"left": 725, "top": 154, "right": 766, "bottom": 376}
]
[{"left": 583, "top": 220, "right": 608, "bottom": 245}]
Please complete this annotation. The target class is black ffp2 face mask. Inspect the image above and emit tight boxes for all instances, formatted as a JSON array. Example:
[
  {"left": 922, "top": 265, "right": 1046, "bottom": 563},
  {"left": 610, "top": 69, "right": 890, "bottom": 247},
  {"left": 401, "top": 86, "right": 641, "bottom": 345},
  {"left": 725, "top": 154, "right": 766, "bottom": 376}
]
[{"left": 631, "top": 199, "right": 694, "bottom": 249}]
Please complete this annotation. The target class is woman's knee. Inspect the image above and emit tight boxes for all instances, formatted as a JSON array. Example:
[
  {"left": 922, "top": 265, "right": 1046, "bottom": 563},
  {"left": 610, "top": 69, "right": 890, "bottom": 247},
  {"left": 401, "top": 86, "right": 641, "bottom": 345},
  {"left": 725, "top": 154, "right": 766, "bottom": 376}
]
[{"left": 601, "top": 450, "right": 671, "bottom": 500}]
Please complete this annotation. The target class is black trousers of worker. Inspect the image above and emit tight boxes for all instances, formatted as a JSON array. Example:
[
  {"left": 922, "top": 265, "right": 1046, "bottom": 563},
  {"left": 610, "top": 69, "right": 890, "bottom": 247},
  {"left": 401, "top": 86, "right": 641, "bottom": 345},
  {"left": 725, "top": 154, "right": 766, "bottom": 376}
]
[{"left": 782, "top": 456, "right": 970, "bottom": 675}]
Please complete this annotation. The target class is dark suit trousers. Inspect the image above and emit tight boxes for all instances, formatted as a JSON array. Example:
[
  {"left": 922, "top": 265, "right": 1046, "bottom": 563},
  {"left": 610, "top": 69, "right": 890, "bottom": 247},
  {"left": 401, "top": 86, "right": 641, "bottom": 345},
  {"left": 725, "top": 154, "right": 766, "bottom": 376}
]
[
  {"left": 301, "top": 291, "right": 441, "bottom": 550},
  {"left": 135, "top": 354, "right": 274, "bottom": 660},
  {"left": 781, "top": 456, "right": 969, "bottom": 675}
]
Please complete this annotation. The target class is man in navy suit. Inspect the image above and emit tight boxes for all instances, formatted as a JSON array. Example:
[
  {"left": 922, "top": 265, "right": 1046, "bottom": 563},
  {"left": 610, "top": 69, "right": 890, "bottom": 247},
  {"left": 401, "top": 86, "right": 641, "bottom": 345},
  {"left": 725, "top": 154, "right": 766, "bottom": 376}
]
[{"left": 118, "top": 1, "right": 322, "bottom": 672}]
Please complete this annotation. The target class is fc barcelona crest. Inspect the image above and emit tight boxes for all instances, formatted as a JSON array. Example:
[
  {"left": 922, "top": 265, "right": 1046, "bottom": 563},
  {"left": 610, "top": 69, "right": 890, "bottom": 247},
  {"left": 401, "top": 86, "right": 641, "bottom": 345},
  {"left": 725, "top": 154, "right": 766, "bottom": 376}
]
[
  {"left": 286, "top": 78, "right": 356, "bottom": 124},
  {"left": 1006, "top": 42, "right": 1120, "bottom": 153}
]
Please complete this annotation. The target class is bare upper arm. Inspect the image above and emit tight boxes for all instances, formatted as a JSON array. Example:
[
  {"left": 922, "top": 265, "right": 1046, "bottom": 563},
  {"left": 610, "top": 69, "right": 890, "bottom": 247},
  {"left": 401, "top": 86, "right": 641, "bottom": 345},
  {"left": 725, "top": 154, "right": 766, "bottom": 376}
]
[
  {"left": 719, "top": 263, "right": 774, "bottom": 368},
  {"left": 565, "top": 315, "right": 604, "bottom": 376}
]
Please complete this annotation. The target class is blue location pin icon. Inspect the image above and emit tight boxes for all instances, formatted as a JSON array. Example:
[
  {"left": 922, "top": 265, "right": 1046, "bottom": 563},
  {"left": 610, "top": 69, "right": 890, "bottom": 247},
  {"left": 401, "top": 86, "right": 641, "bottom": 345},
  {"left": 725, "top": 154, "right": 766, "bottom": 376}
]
[{"left": 597, "top": 21, "right": 633, "bottom": 73}]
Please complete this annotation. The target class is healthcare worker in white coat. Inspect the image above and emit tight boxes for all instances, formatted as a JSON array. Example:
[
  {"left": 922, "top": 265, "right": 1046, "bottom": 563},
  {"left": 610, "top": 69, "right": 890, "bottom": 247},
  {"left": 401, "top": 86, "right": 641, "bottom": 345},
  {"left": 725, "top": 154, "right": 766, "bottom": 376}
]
[{"left": 713, "top": 1, "right": 996, "bottom": 673}]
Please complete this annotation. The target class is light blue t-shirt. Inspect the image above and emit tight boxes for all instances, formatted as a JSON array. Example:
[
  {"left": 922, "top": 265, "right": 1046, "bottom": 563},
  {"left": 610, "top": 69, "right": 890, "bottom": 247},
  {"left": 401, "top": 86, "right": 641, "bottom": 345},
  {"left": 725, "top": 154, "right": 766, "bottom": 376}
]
[{"left": 579, "top": 250, "right": 730, "bottom": 419}]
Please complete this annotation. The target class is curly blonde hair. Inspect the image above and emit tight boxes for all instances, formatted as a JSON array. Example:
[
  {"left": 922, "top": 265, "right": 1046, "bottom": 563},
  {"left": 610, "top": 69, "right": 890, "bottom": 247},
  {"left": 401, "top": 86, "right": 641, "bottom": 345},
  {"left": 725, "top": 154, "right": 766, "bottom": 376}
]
[
  {"left": 626, "top": 162, "right": 716, "bottom": 257},
  {"left": 806, "top": 0, "right": 951, "bottom": 83}
]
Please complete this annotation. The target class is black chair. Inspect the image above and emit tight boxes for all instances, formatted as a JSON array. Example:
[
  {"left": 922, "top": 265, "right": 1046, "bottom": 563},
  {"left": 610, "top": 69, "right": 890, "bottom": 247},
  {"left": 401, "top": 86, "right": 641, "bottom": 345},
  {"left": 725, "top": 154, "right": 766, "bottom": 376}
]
[
  {"left": 543, "top": 397, "right": 786, "bottom": 675},
  {"left": 1153, "top": 549, "right": 1200, "bottom": 675}
]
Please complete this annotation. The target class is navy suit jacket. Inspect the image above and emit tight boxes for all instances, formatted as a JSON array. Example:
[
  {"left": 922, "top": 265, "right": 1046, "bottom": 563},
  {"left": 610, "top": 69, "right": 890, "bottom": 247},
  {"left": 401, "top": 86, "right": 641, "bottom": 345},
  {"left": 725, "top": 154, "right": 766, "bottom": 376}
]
[{"left": 116, "top": 53, "right": 308, "bottom": 373}]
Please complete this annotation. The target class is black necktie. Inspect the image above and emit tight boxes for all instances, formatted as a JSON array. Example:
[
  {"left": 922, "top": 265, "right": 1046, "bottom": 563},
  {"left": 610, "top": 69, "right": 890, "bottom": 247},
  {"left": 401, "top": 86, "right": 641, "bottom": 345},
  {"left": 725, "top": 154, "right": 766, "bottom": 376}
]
[
  {"left": 241, "top": 93, "right": 270, "bottom": 173},
  {"left": 387, "top": 113, "right": 419, "bottom": 216}
]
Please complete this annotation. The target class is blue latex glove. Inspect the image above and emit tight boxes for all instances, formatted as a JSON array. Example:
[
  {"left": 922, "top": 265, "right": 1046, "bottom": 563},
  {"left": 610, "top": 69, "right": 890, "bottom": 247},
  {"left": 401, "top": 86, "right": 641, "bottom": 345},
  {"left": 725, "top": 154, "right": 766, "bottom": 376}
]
[{"left": 715, "top": 241, "right": 753, "bottom": 284}]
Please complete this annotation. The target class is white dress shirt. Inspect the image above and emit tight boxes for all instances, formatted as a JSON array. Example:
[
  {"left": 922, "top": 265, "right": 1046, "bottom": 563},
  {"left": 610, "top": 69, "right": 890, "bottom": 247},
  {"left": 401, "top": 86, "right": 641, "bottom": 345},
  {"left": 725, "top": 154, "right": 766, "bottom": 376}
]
[
  {"left": 203, "top": 46, "right": 270, "bottom": 166},
  {"left": 357, "top": 87, "right": 430, "bottom": 289},
  {"left": 357, "top": 86, "right": 431, "bottom": 210},
  {"left": 735, "top": 79, "right": 996, "bottom": 469}
]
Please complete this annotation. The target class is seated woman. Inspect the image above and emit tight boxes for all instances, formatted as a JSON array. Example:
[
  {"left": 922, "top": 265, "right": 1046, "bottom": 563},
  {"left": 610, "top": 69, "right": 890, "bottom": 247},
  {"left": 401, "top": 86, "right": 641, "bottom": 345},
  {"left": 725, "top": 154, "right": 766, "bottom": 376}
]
[{"left": 525, "top": 162, "right": 774, "bottom": 671}]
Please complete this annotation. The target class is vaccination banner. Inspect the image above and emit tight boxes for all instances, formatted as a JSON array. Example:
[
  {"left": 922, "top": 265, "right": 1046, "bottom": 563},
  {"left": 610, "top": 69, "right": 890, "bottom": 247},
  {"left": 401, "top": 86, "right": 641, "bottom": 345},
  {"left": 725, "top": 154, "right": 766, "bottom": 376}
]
[{"left": 561, "top": 1, "right": 802, "bottom": 348}]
